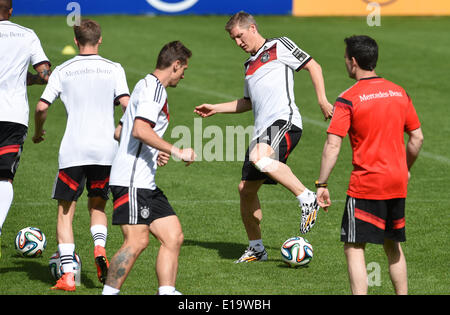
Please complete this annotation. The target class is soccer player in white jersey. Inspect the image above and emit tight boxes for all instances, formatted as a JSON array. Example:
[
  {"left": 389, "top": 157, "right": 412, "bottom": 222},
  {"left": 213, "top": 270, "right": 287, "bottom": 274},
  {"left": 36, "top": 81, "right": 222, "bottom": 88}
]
[
  {"left": 102, "top": 41, "right": 196, "bottom": 296},
  {"left": 0, "top": 0, "right": 51, "bottom": 258},
  {"left": 194, "top": 11, "right": 334, "bottom": 263},
  {"left": 33, "top": 19, "right": 130, "bottom": 291}
]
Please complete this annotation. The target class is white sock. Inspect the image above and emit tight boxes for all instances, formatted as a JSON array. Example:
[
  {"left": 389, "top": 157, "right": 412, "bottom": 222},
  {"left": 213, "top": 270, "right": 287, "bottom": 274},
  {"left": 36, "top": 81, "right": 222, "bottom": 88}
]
[
  {"left": 296, "top": 188, "right": 315, "bottom": 205},
  {"left": 102, "top": 284, "right": 120, "bottom": 295},
  {"left": 58, "top": 243, "right": 75, "bottom": 273},
  {"left": 0, "top": 180, "right": 14, "bottom": 235},
  {"left": 90, "top": 224, "right": 107, "bottom": 248},
  {"left": 249, "top": 239, "right": 265, "bottom": 252},
  {"left": 158, "top": 286, "right": 176, "bottom": 295}
]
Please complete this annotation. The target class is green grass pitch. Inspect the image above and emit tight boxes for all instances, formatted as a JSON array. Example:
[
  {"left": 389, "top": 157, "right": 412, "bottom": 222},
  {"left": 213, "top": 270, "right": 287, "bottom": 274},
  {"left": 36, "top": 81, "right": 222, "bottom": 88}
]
[{"left": 0, "top": 15, "right": 449, "bottom": 295}]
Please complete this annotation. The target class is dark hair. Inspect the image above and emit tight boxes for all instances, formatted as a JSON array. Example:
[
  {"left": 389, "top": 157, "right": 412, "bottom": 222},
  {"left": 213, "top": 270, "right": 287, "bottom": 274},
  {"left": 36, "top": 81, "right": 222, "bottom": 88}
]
[
  {"left": 156, "top": 41, "right": 192, "bottom": 70},
  {"left": 344, "top": 35, "right": 378, "bottom": 71},
  {"left": 74, "top": 19, "right": 102, "bottom": 46},
  {"left": 0, "top": 0, "right": 12, "bottom": 15}
]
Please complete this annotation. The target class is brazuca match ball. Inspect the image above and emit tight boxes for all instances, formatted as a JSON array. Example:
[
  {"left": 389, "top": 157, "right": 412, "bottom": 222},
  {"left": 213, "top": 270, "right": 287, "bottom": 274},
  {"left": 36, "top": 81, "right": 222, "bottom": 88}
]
[
  {"left": 14, "top": 227, "right": 47, "bottom": 257},
  {"left": 48, "top": 251, "right": 82, "bottom": 281},
  {"left": 281, "top": 236, "right": 313, "bottom": 267}
]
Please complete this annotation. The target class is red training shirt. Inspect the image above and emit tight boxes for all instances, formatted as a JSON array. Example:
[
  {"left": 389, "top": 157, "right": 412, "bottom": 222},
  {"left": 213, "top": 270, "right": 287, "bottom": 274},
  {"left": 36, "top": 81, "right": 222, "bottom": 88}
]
[{"left": 327, "top": 77, "right": 421, "bottom": 200}]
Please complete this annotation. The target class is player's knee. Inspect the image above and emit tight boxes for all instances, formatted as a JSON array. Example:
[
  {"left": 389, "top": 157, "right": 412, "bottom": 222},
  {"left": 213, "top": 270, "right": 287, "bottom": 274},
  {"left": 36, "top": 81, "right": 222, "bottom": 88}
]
[
  {"left": 162, "top": 230, "right": 184, "bottom": 250},
  {"left": 238, "top": 181, "right": 249, "bottom": 196},
  {"left": 134, "top": 238, "right": 149, "bottom": 254},
  {"left": 124, "top": 233, "right": 149, "bottom": 253},
  {"left": 238, "top": 181, "right": 258, "bottom": 197},
  {"left": 176, "top": 231, "right": 184, "bottom": 248},
  {"left": 252, "top": 156, "right": 274, "bottom": 173}
]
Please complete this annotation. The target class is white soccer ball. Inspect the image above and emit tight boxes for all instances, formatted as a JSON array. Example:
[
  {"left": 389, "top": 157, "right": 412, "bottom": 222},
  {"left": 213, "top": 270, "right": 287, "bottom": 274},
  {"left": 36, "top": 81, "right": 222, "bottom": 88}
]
[
  {"left": 14, "top": 227, "right": 47, "bottom": 257},
  {"left": 281, "top": 236, "right": 313, "bottom": 267},
  {"left": 48, "top": 251, "right": 82, "bottom": 281}
]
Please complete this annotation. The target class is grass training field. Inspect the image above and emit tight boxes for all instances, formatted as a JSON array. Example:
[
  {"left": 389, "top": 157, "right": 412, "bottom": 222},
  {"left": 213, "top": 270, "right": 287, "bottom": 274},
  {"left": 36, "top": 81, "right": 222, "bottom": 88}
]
[{"left": 0, "top": 15, "right": 449, "bottom": 295}]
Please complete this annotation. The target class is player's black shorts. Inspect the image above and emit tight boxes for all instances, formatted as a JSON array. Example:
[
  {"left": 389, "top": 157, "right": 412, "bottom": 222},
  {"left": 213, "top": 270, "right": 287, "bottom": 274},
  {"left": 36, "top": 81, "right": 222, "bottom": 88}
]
[
  {"left": 341, "top": 196, "right": 406, "bottom": 244},
  {"left": 241, "top": 120, "right": 302, "bottom": 185},
  {"left": 111, "top": 186, "right": 176, "bottom": 226},
  {"left": 52, "top": 165, "right": 111, "bottom": 201},
  {"left": 0, "top": 122, "right": 28, "bottom": 180}
]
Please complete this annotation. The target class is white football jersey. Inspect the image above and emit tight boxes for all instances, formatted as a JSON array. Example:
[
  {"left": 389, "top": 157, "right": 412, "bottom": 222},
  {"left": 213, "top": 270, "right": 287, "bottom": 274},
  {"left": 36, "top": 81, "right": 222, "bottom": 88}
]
[
  {"left": 110, "top": 74, "right": 170, "bottom": 190},
  {"left": 40, "top": 54, "right": 129, "bottom": 169},
  {"left": 0, "top": 20, "right": 49, "bottom": 126},
  {"left": 244, "top": 37, "right": 311, "bottom": 139}
]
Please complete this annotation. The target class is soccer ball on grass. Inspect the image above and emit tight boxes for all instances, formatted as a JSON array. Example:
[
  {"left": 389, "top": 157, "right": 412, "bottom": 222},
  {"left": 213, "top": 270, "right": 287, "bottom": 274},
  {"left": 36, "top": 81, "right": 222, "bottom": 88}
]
[
  {"left": 14, "top": 227, "right": 47, "bottom": 257},
  {"left": 48, "top": 251, "right": 82, "bottom": 284},
  {"left": 281, "top": 236, "right": 313, "bottom": 267}
]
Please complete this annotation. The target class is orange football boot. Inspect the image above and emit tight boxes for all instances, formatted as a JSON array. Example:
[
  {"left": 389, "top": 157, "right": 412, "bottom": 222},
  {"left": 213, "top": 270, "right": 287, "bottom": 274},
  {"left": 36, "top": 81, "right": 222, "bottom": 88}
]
[
  {"left": 94, "top": 245, "right": 109, "bottom": 284},
  {"left": 51, "top": 272, "right": 76, "bottom": 291}
]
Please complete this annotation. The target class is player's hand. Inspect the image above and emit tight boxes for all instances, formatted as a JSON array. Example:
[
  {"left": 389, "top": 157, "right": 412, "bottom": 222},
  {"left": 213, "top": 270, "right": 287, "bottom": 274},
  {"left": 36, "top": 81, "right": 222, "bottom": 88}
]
[
  {"left": 177, "top": 148, "right": 197, "bottom": 167},
  {"left": 32, "top": 130, "right": 46, "bottom": 143},
  {"left": 319, "top": 101, "right": 334, "bottom": 121},
  {"left": 194, "top": 104, "right": 216, "bottom": 118},
  {"left": 316, "top": 187, "right": 331, "bottom": 212},
  {"left": 157, "top": 151, "right": 171, "bottom": 167}
]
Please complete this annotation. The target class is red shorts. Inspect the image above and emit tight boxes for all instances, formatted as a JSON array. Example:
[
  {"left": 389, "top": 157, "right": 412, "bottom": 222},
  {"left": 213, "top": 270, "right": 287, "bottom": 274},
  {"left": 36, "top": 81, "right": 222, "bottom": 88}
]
[{"left": 341, "top": 196, "right": 406, "bottom": 244}]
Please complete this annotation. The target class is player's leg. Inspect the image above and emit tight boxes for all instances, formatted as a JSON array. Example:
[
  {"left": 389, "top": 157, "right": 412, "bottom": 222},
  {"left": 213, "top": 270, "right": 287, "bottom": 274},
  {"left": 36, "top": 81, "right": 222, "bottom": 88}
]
[
  {"left": 103, "top": 224, "right": 149, "bottom": 294},
  {"left": 238, "top": 179, "right": 265, "bottom": 241},
  {"left": 51, "top": 167, "right": 85, "bottom": 291},
  {"left": 249, "top": 142, "right": 306, "bottom": 195},
  {"left": 52, "top": 199, "right": 77, "bottom": 291},
  {"left": 235, "top": 179, "right": 269, "bottom": 263},
  {"left": 383, "top": 239, "right": 407, "bottom": 295},
  {"left": 0, "top": 178, "right": 13, "bottom": 258},
  {"left": 86, "top": 165, "right": 111, "bottom": 284},
  {"left": 89, "top": 196, "right": 109, "bottom": 283},
  {"left": 344, "top": 242, "right": 368, "bottom": 295},
  {"left": 89, "top": 196, "right": 107, "bottom": 242},
  {"left": 383, "top": 198, "right": 407, "bottom": 294},
  {"left": 250, "top": 141, "right": 318, "bottom": 234},
  {"left": 0, "top": 122, "right": 27, "bottom": 257},
  {"left": 149, "top": 215, "right": 184, "bottom": 295}
]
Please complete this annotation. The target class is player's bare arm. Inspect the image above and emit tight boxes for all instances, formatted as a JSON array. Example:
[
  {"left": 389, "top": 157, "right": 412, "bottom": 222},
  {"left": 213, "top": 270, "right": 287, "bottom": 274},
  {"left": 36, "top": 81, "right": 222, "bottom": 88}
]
[
  {"left": 406, "top": 127, "right": 424, "bottom": 174},
  {"left": 115, "top": 95, "right": 130, "bottom": 113},
  {"left": 132, "top": 118, "right": 196, "bottom": 166},
  {"left": 303, "top": 59, "right": 333, "bottom": 120},
  {"left": 316, "top": 133, "right": 343, "bottom": 211},
  {"left": 114, "top": 123, "right": 122, "bottom": 141},
  {"left": 194, "top": 98, "right": 252, "bottom": 117},
  {"left": 27, "top": 62, "right": 51, "bottom": 86},
  {"left": 32, "top": 100, "right": 50, "bottom": 143}
]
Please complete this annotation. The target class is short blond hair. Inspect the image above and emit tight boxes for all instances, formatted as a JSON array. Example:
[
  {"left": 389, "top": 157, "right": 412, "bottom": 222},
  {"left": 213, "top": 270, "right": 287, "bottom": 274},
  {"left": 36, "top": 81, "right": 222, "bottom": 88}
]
[{"left": 225, "top": 11, "right": 258, "bottom": 33}]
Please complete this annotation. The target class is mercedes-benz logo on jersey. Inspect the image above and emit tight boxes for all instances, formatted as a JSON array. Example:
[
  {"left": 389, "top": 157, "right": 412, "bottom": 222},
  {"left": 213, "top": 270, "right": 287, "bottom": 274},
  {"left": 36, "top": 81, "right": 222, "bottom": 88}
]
[
  {"left": 361, "top": 0, "right": 397, "bottom": 6},
  {"left": 261, "top": 52, "right": 270, "bottom": 63},
  {"left": 146, "top": 0, "right": 199, "bottom": 13},
  {"left": 140, "top": 206, "right": 150, "bottom": 219}
]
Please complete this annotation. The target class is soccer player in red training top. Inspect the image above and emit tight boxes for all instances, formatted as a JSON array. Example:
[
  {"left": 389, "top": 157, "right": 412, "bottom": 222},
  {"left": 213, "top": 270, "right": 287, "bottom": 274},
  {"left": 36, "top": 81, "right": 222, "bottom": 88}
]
[
  {"left": 195, "top": 11, "right": 333, "bottom": 263},
  {"left": 316, "top": 35, "right": 424, "bottom": 294},
  {"left": 0, "top": 0, "right": 51, "bottom": 258}
]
